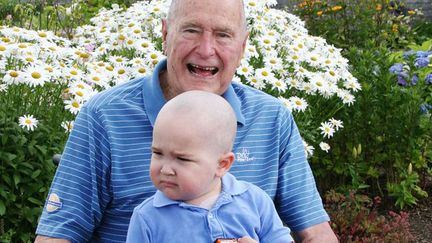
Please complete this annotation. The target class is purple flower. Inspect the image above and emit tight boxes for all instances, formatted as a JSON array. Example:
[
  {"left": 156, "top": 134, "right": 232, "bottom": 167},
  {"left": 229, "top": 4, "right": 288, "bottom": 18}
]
[
  {"left": 420, "top": 103, "right": 432, "bottom": 114},
  {"left": 389, "top": 63, "right": 404, "bottom": 73},
  {"left": 416, "top": 51, "right": 429, "bottom": 58},
  {"left": 397, "top": 75, "right": 408, "bottom": 86},
  {"left": 414, "top": 57, "right": 429, "bottom": 68},
  {"left": 402, "top": 50, "right": 416, "bottom": 60},
  {"left": 425, "top": 73, "right": 432, "bottom": 85},
  {"left": 411, "top": 73, "right": 418, "bottom": 85}
]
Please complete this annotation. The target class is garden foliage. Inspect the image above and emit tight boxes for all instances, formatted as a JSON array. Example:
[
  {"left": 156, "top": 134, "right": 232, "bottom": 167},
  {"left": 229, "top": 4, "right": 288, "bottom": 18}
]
[{"left": 293, "top": 0, "right": 432, "bottom": 210}]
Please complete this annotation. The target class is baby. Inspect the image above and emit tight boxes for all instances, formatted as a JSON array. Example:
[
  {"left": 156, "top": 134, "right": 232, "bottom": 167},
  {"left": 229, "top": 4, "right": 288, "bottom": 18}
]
[{"left": 126, "top": 90, "right": 293, "bottom": 243}]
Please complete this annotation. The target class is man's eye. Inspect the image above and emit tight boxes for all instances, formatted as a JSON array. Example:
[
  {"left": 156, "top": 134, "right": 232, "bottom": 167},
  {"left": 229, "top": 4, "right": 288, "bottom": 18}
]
[
  {"left": 217, "top": 32, "right": 231, "bottom": 38},
  {"left": 185, "top": 29, "right": 198, "bottom": 33},
  {"left": 152, "top": 151, "right": 162, "bottom": 156}
]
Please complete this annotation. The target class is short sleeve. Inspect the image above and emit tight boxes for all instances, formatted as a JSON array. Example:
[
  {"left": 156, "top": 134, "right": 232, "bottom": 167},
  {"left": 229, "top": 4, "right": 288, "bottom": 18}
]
[
  {"left": 36, "top": 105, "right": 112, "bottom": 241},
  {"left": 275, "top": 108, "right": 330, "bottom": 231}
]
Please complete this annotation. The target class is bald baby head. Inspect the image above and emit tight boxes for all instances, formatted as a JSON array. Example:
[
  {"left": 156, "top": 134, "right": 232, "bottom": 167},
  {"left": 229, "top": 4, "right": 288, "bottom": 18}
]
[{"left": 154, "top": 90, "right": 237, "bottom": 153}]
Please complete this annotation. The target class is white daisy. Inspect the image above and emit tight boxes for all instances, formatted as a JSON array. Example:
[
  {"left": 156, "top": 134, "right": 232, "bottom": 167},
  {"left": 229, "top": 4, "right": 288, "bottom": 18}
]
[
  {"left": 61, "top": 121, "right": 74, "bottom": 133},
  {"left": 329, "top": 117, "right": 344, "bottom": 131},
  {"left": 3, "top": 70, "right": 24, "bottom": 85},
  {"left": 302, "top": 140, "right": 315, "bottom": 158},
  {"left": 64, "top": 99, "right": 83, "bottom": 115},
  {"left": 319, "top": 121, "right": 335, "bottom": 138},
  {"left": 319, "top": 142, "right": 331, "bottom": 152},
  {"left": 289, "top": 96, "right": 308, "bottom": 112},
  {"left": 18, "top": 114, "right": 39, "bottom": 131},
  {"left": 23, "top": 65, "right": 50, "bottom": 87}
]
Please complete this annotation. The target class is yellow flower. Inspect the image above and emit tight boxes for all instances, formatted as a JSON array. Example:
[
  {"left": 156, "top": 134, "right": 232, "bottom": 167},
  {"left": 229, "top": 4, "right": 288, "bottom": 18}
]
[
  {"left": 376, "top": 4, "right": 382, "bottom": 11},
  {"left": 317, "top": 11, "right": 323, "bottom": 16},
  {"left": 407, "top": 10, "right": 416, "bottom": 15},
  {"left": 331, "top": 5, "right": 342, "bottom": 12},
  {"left": 392, "top": 24, "right": 399, "bottom": 33}
]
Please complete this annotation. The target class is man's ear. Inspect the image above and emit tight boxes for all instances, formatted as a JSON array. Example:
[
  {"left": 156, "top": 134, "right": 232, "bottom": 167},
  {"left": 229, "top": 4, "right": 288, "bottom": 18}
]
[
  {"left": 216, "top": 152, "right": 235, "bottom": 177},
  {"left": 161, "top": 19, "right": 168, "bottom": 52}
]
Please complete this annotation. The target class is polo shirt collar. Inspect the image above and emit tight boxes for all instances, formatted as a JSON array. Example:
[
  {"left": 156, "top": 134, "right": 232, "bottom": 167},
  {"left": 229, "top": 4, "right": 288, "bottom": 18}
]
[
  {"left": 142, "top": 59, "right": 245, "bottom": 127},
  {"left": 152, "top": 172, "right": 249, "bottom": 208}
]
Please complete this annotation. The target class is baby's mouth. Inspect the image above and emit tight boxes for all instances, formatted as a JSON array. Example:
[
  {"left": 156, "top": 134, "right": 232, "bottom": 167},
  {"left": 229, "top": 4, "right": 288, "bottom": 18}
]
[{"left": 187, "top": 63, "right": 219, "bottom": 76}]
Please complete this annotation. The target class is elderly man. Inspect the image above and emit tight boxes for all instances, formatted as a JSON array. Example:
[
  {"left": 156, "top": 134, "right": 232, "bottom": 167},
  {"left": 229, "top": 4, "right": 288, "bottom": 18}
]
[{"left": 35, "top": 0, "right": 337, "bottom": 242}]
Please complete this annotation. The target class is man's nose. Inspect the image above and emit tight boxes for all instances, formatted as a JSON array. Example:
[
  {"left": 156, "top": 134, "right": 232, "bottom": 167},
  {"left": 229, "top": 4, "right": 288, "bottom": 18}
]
[{"left": 196, "top": 31, "right": 216, "bottom": 58}]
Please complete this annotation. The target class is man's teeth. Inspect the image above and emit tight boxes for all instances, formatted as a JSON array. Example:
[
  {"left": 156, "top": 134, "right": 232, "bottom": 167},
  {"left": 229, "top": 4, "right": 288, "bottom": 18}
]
[{"left": 190, "top": 64, "right": 216, "bottom": 71}]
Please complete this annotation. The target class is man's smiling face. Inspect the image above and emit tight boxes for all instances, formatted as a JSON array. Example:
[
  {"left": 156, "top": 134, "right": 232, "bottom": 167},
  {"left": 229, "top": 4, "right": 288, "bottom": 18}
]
[{"left": 161, "top": 0, "right": 248, "bottom": 99}]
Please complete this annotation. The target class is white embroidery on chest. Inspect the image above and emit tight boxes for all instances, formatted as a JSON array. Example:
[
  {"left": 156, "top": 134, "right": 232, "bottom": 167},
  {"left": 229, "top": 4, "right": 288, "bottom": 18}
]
[{"left": 235, "top": 148, "right": 255, "bottom": 162}]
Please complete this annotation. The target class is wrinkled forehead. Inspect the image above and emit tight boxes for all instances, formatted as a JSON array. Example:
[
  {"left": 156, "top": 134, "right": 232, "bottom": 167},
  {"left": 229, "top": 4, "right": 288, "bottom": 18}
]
[{"left": 167, "top": 0, "right": 246, "bottom": 28}]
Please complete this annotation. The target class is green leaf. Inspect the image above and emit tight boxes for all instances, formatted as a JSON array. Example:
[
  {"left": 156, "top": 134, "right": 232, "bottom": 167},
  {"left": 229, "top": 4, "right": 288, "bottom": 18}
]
[
  {"left": 28, "top": 197, "right": 42, "bottom": 205},
  {"left": 0, "top": 200, "right": 5, "bottom": 215},
  {"left": 31, "top": 169, "right": 41, "bottom": 179},
  {"left": 13, "top": 174, "right": 21, "bottom": 186}
]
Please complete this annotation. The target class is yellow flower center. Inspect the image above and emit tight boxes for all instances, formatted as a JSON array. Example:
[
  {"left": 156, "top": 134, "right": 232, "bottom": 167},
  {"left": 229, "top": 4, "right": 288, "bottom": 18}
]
[
  {"left": 70, "top": 70, "right": 78, "bottom": 75},
  {"left": 138, "top": 68, "right": 146, "bottom": 73},
  {"left": 31, "top": 72, "right": 41, "bottom": 79},
  {"left": 72, "top": 101, "right": 80, "bottom": 108},
  {"left": 0, "top": 45, "right": 6, "bottom": 51},
  {"left": 77, "top": 84, "right": 84, "bottom": 89},
  {"left": 118, "top": 69, "right": 126, "bottom": 75},
  {"left": 10, "top": 71, "right": 19, "bottom": 78},
  {"left": 150, "top": 53, "right": 158, "bottom": 59},
  {"left": 92, "top": 76, "right": 100, "bottom": 81},
  {"left": 141, "top": 42, "right": 149, "bottom": 48},
  {"left": 38, "top": 32, "right": 47, "bottom": 38},
  {"left": 249, "top": 2, "right": 256, "bottom": 7},
  {"left": 106, "top": 66, "right": 114, "bottom": 71},
  {"left": 18, "top": 43, "right": 27, "bottom": 48},
  {"left": 295, "top": 100, "right": 302, "bottom": 106},
  {"left": 76, "top": 90, "right": 84, "bottom": 97},
  {"left": 25, "top": 119, "right": 32, "bottom": 125}
]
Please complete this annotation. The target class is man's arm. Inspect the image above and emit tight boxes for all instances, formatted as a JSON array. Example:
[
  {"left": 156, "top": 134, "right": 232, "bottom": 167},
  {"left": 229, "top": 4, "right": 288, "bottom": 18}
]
[
  {"left": 293, "top": 222, "right": 338, "bottom": 243},
  {"left": 34, "top": 235, "right": 70, "bottom": 243}
]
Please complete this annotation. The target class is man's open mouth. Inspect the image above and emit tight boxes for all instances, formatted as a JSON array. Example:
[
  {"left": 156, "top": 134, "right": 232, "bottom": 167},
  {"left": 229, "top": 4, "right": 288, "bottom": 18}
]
[{"left": 187, "top": 63, "right": 219, "bottom": 76}]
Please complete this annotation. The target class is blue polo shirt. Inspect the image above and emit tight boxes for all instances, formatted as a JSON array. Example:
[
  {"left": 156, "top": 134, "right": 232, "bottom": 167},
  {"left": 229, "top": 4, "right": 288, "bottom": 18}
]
[
  {"left": 126, "top": 173, "right": 293, "bottom": 243},
  {"left": 36, "top": 59, "right": 329, "bottom": 242}
]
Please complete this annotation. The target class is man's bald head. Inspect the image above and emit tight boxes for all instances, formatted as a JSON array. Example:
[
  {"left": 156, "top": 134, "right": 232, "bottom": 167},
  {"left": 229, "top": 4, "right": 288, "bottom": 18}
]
[{"left": 166, "top": 0, "right": 247, "bottom": 32}]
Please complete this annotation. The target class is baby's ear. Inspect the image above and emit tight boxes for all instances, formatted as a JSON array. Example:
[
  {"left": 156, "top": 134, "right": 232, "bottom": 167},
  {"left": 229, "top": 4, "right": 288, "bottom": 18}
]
[{"left": 216, "top": 152, "right": 235, "bottom": 177}]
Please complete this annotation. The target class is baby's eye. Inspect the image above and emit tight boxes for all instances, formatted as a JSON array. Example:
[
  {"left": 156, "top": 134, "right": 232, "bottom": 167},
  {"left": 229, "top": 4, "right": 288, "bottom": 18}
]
[{"left": 178, "top": 157, "right": 192, "bottom": 162}]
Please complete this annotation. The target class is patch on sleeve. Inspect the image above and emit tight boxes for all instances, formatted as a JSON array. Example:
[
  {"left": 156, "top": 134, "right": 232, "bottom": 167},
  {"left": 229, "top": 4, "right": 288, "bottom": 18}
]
[{"left": 46, "top": 193, "right": 63, "bottom": 213}]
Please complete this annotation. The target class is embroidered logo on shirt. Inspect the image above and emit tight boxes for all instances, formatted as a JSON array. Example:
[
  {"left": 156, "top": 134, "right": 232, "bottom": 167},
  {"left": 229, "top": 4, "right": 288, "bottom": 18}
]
[
  {"left": 46, "top": 193, "right": 62, "bottom": 213},
  {"left": 235, "top": 148, "right": 254, "bottom": 162}
]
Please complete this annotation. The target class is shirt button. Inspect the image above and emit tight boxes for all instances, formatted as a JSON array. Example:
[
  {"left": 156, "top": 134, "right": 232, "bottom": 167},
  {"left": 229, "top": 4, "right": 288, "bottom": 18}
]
[{"left": 208, "top": 213, "right": 214, "bottom": 218}]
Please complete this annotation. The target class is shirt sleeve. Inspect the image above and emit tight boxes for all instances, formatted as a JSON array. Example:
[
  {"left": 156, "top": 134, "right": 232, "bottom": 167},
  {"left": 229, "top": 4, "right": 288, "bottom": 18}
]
[
  {"left": 275, "top": 107, "right": 330, "bottom": 232},
  {"left": 126, "top": 208, "right": 151, "bottom": 243},
  {"left": 35, "top": 105, "right": 112, "bottom": 242}
]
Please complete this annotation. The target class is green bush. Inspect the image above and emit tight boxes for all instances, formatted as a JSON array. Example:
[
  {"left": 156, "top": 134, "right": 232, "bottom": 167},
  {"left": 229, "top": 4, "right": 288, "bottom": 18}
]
[
  {"left": 0, "top": 109, "right": 65, "bottom": 242},
  {"left": 291, "top": 0, "right": 419, "bottom": 50}
]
